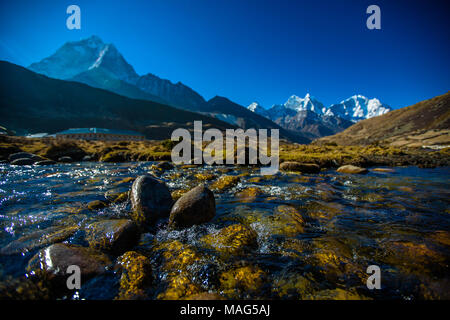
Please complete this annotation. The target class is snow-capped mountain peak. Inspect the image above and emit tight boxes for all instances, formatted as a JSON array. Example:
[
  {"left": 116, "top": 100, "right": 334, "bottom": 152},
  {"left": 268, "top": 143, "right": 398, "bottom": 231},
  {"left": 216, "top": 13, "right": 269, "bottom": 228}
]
[
  {"left": 247, "top": 102, "right": 269, "bottom": 117},
  {"left": 247, "top": 93, "right": 392, "bottom": 127},
  {"left": 328, "top": 95, "right": 391, "bottom": 121},
  {"left": 284, "top": 93, "right": 325, "bottom": 114}
]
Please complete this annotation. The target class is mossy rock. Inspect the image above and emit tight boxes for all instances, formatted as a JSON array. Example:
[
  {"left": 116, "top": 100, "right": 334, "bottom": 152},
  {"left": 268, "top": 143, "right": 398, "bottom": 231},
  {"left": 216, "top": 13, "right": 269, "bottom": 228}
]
[
  {"left": 152, "top": 240, "right": 203, "bottom": 272},
  {"left": 219, "top": 265, "right": 266, "bottom": 298},
  {"left": 87, "top": 200, "right": 108, "bottom": 211},
  {"left": 336, "top": 165, "right": 368, "bottom": 174},
  {"left": 280, "top": 161, "right": 321, "bottom": 173},
  {"left": 157, "top": 273, "right": 202, "bottom": 300},
  {"left": 194, "top": 173, "right": 216, "bottom": 181},
  {"left": 210, "top": 175, "right": 240, "bottom": 192},
  {"left": 234, "top": 187, "right": 264, "bottom": 203},
  {"left": 115, "top": 251, "right": 152, "bottom": 300},
  {"left": 200, "top": 224, "right": 257, "bottom": 255},
  {"left": 171, "top": 189, "right": 189, "bottom": 201}
]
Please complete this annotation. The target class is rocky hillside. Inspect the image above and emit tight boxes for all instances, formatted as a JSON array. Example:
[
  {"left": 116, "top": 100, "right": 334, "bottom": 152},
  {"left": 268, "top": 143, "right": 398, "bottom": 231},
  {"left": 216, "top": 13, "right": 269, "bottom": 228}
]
[
  {"left": 0, "top": 61, "right": 234, "bottom": 138},
  {"left": 316, "top": 92, "right": 450, "bottom": 147}
]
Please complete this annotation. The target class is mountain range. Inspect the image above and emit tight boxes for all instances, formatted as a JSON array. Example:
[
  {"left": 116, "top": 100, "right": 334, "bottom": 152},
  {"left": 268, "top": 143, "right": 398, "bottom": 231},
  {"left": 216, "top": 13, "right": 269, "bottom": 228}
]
[
  {"left": 246, "top": 93, "right": 391, "bottom": 140},
  {"left": 26, "top": 35, "right": 393, "bottom": 142},
  {"left": 28, "top": 35, "right": 302, "bottom": 142}
]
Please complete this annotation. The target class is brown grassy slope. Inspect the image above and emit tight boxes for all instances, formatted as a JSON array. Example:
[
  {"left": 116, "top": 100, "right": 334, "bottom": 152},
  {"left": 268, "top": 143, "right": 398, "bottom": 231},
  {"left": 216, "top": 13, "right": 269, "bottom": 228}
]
[{"left": 316, "top": 92, "right": 450, "bottom": 146}]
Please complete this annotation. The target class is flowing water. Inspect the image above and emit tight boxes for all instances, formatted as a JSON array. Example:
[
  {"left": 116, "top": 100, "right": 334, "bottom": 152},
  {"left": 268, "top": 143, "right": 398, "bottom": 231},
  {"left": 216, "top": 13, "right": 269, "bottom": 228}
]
[{"left": 0, "top": 162, "right": 449, "bottom": 299}]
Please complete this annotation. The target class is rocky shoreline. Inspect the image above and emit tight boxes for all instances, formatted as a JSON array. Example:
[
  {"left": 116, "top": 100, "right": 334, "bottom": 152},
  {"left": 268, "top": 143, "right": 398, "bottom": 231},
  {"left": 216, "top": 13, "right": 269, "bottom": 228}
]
[{"left": 1, "top": 135, "right": 449, "bottom": 169}]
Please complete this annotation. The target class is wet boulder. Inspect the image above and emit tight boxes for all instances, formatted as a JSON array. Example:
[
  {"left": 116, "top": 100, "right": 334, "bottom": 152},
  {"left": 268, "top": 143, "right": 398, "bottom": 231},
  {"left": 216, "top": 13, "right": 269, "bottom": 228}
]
[
  {"left": 8, "top": 152, "right": 35, "bottom": 162},
  {"left": 85, "top": 219, "right": 140, "bottom": 255},
  {"left": 155, "top": 161, "right": 174, "bottom": 171},
  {"left": 280, "top": 161, "right": 321, "bottom": 174},
  {"left": 336, "top": 165, "right": 368, "bottom": 174},
  {"left": 27, "top": 243, "right": 111, "bottom": 281},
  {"left": 10, "top": 158, "right": 35, "bottom": 165},
  {"left": 130, "top": 175, "right": 173, "bottom": 226},
  {"left": 168, "top": 184, "right": 216, "bottom": 230},
  {"left": 82, "top": 155, "right": 93, "bottom": 161},
  {"left": 43, "top": 142, "right": 87, "bottom": 161},
  {"left": 58, "top": 156, "right": 73, "bottom": 163},
  {"left": 35, "top": 160, "right": 56, "bottom": 165}
]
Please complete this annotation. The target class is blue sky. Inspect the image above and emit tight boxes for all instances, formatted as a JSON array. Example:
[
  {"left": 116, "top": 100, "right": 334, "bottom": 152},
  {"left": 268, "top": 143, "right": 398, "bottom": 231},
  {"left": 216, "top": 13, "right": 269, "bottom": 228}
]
[{"left": 0, "top": 0, "right": 449, "bottom": 109}]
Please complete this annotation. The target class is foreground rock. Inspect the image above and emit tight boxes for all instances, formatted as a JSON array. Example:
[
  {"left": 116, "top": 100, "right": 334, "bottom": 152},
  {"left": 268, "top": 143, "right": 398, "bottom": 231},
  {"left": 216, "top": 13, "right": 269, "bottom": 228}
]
[
  {"left": 280, "top": 161, "right": 321, "bottom": 173},
  {"left": 336, "top": 165, "right": 368, "bottom": 174},
  {"left": 168, "top": 184, "right": 215, "bottom": 229},
  {"left": 85, "top": 219, "right": 140, "bottom": 255},
  {"left": 28, "top": 243, "right": 111, "bottom": 281},
  {"left": 130, "top": 175, "right": 173, "bottom": 226}
]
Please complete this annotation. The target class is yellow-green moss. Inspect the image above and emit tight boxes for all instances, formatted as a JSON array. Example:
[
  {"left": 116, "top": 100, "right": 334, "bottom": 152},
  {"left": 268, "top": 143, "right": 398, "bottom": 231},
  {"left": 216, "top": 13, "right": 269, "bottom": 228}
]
[
  {"left": 200, "top": 224, "right": 257, "bottom": 255},
  {"left": 210, "top": 175, "right": 240, "bottom": 192},
  {"left": 116, "top": 251, "right": 152, "bottom": 300}
]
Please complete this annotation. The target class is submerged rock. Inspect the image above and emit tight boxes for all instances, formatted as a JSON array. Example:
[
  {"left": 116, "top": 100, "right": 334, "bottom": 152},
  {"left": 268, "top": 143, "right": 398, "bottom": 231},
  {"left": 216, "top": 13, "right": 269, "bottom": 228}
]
[
  {"left": 280, "top": 161, "right": 321, "bottom": 173},
  {"left": 28, "top": 243, "right": 111, "bottom": 281},
  {"left": 0, "top": 226, "right": 78, "bottom": 255},
  {"left": 105, "top": 190, "right": 129, "bottom": 203},
  {"left": 130, "top": 175, "right": 173, "bottom": 226},
  {"left": 200, "top": 224, "right": 258, "bottom": 255},
  {"left": 116, "top": 251, "right": 152, "bottom": 300},
  {"left": 168, "top": 184, "right": 215, "bottom": 230},
  {"left": 235, "top": 187, "right": 264, "bottom": 203},
  {"left": 85, "top": 219, "right": 140, "bottom": 255},
  {"left": 87, "top": 200, "right": 108, "bottom": 211},
  {"left": 271, "top": 205, "right": 306, "bottom": 235},
  {"left": 210, "top": 175, "right": 240, "bottom": 192},
  {"left": 336, "top": 165, "right": 368, "bottom": 174},
  {"left": 219, "top": 265, "right": 266, "bottom": 299},
  {"left": 372, "top": 168, "right": 395, "bottom": 173},
  {"left": 195, "top": 173, "right": 216, "bottom": 181}
]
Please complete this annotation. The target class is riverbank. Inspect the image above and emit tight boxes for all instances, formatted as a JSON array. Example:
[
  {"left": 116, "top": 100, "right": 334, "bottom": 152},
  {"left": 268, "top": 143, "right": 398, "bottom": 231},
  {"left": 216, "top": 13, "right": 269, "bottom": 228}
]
[{"left": 1, "top": 135, "right": 449, "bottom": 168}]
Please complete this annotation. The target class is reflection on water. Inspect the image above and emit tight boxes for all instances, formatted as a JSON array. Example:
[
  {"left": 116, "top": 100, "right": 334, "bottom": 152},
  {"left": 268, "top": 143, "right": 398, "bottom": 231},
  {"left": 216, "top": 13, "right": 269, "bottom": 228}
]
[{"left": 0, "top": 162, "right": 449, "bottom": 299}]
